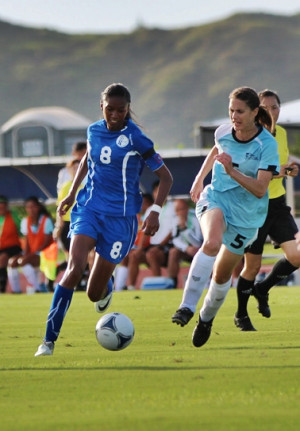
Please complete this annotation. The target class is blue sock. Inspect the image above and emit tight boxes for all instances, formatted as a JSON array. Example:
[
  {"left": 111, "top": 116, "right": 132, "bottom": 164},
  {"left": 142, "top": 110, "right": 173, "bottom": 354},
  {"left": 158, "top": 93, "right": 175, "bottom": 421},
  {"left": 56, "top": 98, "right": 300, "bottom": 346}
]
[
  {"left": 45, "top": 284, "right": 74, "bottom": 343},
  {"left": 107, "top": 276, "right": 114, "bottom": 294}
]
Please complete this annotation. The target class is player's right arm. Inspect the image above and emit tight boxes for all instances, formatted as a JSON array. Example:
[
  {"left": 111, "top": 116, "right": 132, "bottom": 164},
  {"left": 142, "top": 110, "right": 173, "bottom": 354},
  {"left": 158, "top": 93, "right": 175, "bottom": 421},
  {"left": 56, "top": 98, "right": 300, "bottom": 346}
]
[{"left": 190, "top": 145, "right": 218, "bottom": 203}]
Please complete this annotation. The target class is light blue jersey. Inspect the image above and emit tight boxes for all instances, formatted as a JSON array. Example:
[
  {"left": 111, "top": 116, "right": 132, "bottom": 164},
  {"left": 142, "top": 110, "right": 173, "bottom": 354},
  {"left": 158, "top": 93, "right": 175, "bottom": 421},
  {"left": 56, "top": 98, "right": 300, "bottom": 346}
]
[
  {"left": 75, "top": 118, "right": 164, "bottom": 217},
  {"left": 197, "top": 124, "right": 279, "bottom": 230}
]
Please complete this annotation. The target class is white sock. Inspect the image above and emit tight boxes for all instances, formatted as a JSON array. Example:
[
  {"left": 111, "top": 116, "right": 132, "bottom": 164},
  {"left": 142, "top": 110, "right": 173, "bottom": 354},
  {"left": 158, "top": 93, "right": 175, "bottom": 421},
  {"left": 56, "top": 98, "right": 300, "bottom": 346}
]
[
  {"left": 179, "top": 250, "right": 216, "bottom": 313},
  {"left": 22, "top": 264, "right": 40, "bottom": 291},
  {"left": 7, "top": 267, "right": 22, "bottom": 293},
  {"left": 114, "top": 266, "right": 128, "bottom": 291},
  {"left": 200, "top": 278, "right": 232, "bottom": 322}
]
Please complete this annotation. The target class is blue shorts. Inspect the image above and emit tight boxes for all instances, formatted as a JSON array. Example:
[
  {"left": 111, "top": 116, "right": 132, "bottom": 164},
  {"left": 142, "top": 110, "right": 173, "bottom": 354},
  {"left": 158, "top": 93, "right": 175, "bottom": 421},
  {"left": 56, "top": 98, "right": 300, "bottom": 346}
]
[
  {"left": 196, "top": 196, "right": 258, "bottom": 256},
  {"left": 69, "top": 205, "right": 138, "bottom": 264}
]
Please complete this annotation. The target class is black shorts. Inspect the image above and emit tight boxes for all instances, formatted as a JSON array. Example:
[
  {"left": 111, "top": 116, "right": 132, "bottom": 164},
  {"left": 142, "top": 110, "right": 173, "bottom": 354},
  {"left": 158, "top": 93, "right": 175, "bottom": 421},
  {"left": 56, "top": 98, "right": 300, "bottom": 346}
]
[
  {"left": 247, "top": 195, "right": 298, "bottom": 255},
  {"left": 0, "top": 245, "right": 22, "bottom": 257}
]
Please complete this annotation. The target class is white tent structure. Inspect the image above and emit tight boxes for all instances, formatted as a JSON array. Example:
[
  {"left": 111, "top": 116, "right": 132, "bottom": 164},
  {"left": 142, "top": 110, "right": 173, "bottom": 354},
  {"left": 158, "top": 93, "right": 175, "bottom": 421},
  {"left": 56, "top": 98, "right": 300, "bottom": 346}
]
[
  {"left": 279, "top": 99, "right": 300, "bottom": 125},
  {"left": 195, "top": 99, "right": 300, "bottom": 139},
  {"left": 279, "top": 99, "right": 300, "bottom": 217}
]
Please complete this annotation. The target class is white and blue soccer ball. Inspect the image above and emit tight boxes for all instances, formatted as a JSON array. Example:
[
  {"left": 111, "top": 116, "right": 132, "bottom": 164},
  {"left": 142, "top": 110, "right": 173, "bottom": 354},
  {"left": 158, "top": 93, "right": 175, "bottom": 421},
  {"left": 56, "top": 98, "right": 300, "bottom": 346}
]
[{"left": 95, "top": 312, "right": 135, "bottom": 351}]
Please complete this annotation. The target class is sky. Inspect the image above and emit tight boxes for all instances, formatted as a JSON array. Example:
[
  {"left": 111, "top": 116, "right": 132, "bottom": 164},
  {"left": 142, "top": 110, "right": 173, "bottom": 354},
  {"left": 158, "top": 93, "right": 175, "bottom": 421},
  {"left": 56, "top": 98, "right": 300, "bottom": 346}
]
[{"left": 0, "top": 0, "right": 299, "bottom": 34}]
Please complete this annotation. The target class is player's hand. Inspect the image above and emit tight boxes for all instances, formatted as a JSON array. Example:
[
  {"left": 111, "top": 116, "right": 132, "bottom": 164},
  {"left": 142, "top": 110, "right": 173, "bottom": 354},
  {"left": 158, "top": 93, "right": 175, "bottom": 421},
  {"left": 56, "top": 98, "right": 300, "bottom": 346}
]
[
  {"left": 142, "top": 211, "right": 160, "bottom": 236},
  {"left": 285, "top": 162, "right": 299, "bottom": 177},
  {"left": 215, "top": 152, "right": 233, "bottom": 174},
  {"left": 57, "top": 195, "right": 75, "bottom": 217},
  {"left": 190, "top": 180, "right": 204, "bottom": 203}
]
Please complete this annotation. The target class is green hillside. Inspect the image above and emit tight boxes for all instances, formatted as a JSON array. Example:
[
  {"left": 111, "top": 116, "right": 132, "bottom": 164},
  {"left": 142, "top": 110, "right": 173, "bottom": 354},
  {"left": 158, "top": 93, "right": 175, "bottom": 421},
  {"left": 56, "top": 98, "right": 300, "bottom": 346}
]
[{"left": 0, "top": 12, "right": 299, "bottom": 149}]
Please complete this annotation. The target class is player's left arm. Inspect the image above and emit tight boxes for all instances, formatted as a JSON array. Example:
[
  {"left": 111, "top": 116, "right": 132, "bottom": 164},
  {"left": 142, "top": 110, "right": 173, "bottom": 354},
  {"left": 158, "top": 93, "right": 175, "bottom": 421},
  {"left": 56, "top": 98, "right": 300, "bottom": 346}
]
[
  {"left": 273, "top": 162, "right": 299, "bottom": 179},
  {"left": 217, "top": 152, "right": 273, "bottom": 199}
]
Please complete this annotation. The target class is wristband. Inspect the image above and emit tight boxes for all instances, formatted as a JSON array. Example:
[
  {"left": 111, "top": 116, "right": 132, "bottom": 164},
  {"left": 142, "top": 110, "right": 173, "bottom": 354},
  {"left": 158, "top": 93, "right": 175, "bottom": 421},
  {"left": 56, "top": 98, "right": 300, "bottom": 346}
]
[{"left": 151, "top": 204, "right": 162, "bottom": 215}]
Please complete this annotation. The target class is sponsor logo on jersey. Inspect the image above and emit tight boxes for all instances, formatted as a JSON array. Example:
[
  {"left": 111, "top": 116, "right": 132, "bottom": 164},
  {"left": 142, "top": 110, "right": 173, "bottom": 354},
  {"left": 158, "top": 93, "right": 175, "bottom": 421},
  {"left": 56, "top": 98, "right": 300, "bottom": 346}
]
[{"left": 245, "top": 152, "right": 259, "bottom": 160}]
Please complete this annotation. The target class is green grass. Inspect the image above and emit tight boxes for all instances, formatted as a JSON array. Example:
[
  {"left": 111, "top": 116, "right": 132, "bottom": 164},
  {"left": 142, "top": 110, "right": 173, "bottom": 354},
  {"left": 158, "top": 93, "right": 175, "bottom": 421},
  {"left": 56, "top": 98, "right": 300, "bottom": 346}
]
[
  {"left": 1, "top": 287, "right": 299, "bottom": 431},
  {"left": 261, "top": 242, "right": 285, "bottom": 265}
]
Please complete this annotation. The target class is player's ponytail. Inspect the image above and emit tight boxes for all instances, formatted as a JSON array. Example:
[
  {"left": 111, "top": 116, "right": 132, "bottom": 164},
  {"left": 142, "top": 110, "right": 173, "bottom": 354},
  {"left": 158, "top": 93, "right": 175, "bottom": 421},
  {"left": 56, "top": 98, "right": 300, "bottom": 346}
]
[
  {"left": 256, "top": 106, "right": 273, "bottom": 134},
  {"left": 258, "top": 89, "right": 281, "bottom": 135}
]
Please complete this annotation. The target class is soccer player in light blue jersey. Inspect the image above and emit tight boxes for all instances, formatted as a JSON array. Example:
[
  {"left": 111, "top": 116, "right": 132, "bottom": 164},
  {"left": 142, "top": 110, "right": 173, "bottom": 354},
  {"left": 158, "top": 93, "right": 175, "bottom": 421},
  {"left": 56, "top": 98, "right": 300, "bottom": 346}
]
[
  {"left": 235, "top": 89, "right": 300, "bottom": 330},
  {"left": 35, "top": 83, "right": 173, "bottom": 356},
  {"left": 172, "top": 87, "right": 279, "bottom": 348}
]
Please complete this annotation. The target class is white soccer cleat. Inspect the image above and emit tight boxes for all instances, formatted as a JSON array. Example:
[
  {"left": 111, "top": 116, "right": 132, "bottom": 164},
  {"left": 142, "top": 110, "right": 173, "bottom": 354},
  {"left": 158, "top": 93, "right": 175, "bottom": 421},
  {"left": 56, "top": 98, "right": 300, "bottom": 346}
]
[
  {"left": 34, "top": 341, "right": 55, "bottom": 357},
  {"left": 95, "top": 277, "right": 114, "bottom": 313},
  {"left": 95, "top": 291, "right": 113, "bottom": 313}
]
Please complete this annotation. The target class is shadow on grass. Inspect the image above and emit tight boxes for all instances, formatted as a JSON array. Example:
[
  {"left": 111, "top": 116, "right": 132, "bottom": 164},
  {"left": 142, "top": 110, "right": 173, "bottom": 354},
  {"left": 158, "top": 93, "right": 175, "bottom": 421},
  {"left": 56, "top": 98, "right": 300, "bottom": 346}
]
[
  {"left": 211, "top": 345, "right": 300, "bottom": 351},
  {"left": 1, "top": 363, "right": 300, "bottom": 372}
]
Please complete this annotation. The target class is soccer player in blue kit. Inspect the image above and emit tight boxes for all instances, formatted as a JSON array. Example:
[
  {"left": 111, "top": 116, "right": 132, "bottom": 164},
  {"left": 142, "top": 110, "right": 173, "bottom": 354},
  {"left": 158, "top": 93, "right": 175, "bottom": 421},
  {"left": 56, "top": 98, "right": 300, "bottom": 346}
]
[
  {"left": 172, "top": 87, "right": 280, "bottom": 348},
  {"left": 35, "top": 83, "right": 173, "bottom": 356}
]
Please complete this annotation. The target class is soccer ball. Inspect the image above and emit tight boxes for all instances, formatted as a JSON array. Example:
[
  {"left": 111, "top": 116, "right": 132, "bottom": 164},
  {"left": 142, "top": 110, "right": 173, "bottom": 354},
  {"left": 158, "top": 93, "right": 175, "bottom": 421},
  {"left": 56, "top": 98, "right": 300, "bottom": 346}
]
[{"left": 95, "top": 312, "right": 135, "bottom": 351}]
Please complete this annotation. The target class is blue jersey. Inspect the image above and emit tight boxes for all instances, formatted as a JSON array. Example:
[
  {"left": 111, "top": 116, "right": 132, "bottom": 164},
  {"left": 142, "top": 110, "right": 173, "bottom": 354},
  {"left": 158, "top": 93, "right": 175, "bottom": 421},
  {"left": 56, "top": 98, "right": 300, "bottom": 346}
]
[
  {"left": 206, "top": 123, "right": 279, "bottom": 228},
  {"left": 75, "top": 118, "right": 164, "bottom": 216}
]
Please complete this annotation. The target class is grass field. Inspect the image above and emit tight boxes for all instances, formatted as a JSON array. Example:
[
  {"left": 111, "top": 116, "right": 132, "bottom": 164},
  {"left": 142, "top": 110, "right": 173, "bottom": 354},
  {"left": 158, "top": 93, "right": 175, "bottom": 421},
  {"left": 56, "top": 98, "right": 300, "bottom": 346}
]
[{"left": 1, "top": 287, "right": 299, "bottom": 431}]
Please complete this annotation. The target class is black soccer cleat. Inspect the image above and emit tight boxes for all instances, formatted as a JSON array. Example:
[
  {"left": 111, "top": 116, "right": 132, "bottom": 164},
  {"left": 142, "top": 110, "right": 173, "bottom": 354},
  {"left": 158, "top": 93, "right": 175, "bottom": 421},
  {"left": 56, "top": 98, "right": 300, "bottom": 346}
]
[
  {"left": 192, "top": 317, "right": 214, "bottom": 347},
  {"left": 234, "top": 314, "right": 256, "bottom": 331},
  {"left": 253, "top": 285, "right": 271, "bottom": 318},
  {"left": 172, "top": 307, "right": 194, "bottom": 327}
]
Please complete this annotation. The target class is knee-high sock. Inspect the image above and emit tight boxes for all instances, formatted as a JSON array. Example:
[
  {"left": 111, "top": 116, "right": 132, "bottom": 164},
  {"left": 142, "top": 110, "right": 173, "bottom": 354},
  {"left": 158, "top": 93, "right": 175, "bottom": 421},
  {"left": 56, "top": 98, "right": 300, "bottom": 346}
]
[
  {"left": 0, "top": 267, "right": 8, "bottom": 293},
  {"left": 256, "top": 258, "right": 298, "bottom": 294},
  {"left": 114, "top": 266, "right": 128, "bottom": 291},
  {"left": 200, "top": 279, "right": 232, "bottom": 322},
  {"left": 22, "top": 264, "right": 40, "bottom": 291},
  {"left": 236, "top": 276, "right": 254, "bottom": 318},
  {"left": 45, "top": 284, "right": 74, "bottom": 343},
  {"left": 7, "top": 267, "right": 22, "bottom": 293},
  {"left": 179, "top": 250, "right": 216, "bottom": 313}
]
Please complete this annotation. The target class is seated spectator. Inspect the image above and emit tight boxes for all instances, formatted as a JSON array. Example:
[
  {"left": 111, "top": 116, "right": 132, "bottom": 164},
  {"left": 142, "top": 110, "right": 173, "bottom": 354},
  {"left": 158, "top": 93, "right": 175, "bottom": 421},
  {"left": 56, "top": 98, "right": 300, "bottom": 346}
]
[
  {"left": 114, "top": 193, "right": 154, "bottom": 291},
  {"left": 126, "top": 181, "right": 176, "bottom": 290},
  {"left": 55, "top": 158, "right": 90, "bottom": 290},
  {"left": 54, "top": 159, "right": 83, "bottom": 272},
  {"left": 8, "top": 196, "right": 54, "bottom": 293},
  {"left": 0, "top": 196, "right": 22, "bottom": 293},
  {"left": 57, "top": 141, "right": 87, "bottom": 194},
  {"left": 167, "top": 199, "right": 203, "bottom": 288}
]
